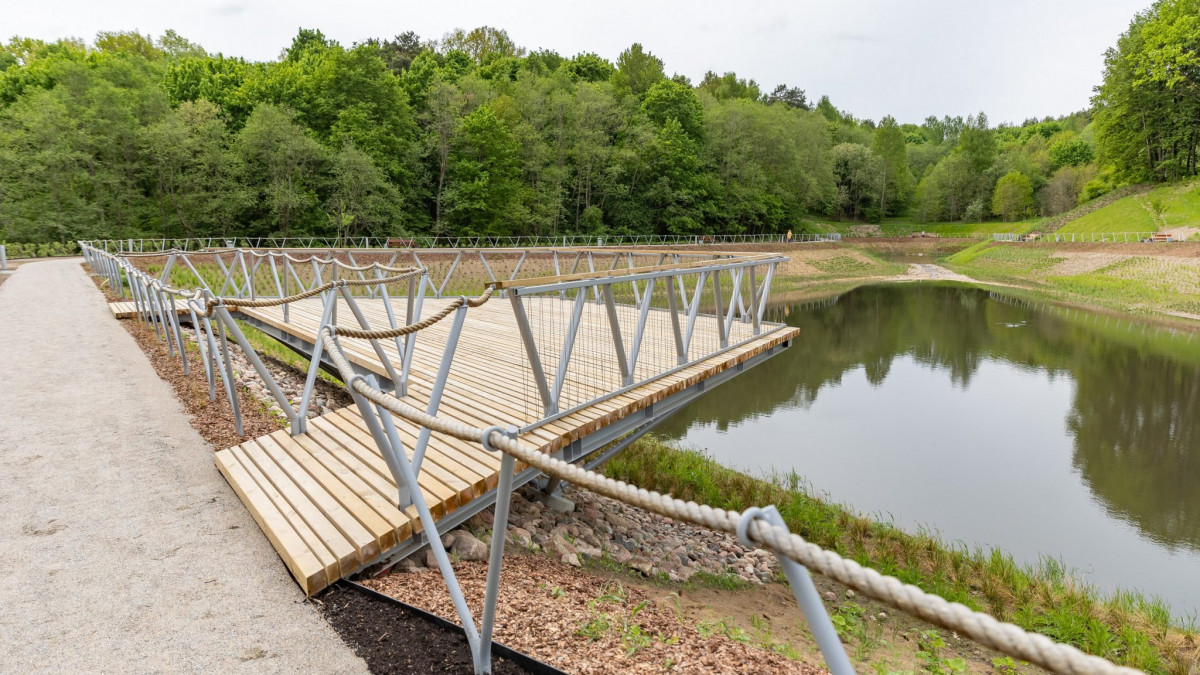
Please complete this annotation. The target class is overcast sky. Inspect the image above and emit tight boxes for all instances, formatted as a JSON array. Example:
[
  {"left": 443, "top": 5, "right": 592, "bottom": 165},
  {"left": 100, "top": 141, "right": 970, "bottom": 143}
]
[{"left": 6, "top": 0, "right": 1151, "bottom": 125}]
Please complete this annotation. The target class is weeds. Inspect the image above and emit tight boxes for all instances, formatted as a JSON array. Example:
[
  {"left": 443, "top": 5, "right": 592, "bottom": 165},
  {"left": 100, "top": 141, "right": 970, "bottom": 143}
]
[
  {"left": 601, "top": 436, "right": 1195, "bottom": 673},
  {"left": 916, "top": 631, "right": 967, "bottom": 675}
]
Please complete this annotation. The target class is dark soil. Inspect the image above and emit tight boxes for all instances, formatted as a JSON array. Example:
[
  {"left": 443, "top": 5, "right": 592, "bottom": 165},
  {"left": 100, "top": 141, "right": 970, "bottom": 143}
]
[{"left": 316, "top": 584, "right": 532, "bottom": 675}]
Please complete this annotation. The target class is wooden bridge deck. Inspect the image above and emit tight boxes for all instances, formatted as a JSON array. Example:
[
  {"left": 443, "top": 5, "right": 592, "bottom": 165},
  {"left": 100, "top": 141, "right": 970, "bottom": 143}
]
[
  {"left": 109, "top": 299, "right": 190, "bottom": 319},
  {"left": 215, "top": 297, "right": 798, "bottom": 594}
]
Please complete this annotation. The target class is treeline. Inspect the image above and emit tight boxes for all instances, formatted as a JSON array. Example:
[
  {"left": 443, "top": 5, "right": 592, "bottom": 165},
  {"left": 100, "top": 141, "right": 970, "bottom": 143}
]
[
  {"left": 0, "top": 1, "right": 1194, "bottom": 244},
  {"left": 1094, "top": 0, "right": 1200, "bottom": 183}
]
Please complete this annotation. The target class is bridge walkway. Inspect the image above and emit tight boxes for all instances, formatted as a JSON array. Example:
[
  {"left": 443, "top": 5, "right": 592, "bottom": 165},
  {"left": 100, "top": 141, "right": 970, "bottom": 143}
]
[{"left": 220, "top": 297, "right": 797, "bottom": 594}]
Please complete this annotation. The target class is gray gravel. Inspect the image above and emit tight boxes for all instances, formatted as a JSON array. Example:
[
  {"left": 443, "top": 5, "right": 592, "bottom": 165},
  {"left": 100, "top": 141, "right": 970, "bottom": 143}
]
[{"left": 0, "top": 259, "right": 367, "bottom": 673}]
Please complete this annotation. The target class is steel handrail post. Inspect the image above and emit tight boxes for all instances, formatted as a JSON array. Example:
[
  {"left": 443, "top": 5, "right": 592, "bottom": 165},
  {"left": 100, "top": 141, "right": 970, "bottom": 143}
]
[
  {"left": 602, "top": 284, "right": 632, "bottom": 386},
  {"left": 756, "top": 263, "right": 777, "bottom": 326},
  {"left": 509, "top": 290, "right": 555, "bottom": 417},
  {"left": 214, "top": 306, "right": 298, "bottom": 430},
  {"left": 210, "top": 302, "right": 244, "bottom": 436},
  {"left": 186, "top": 301, "right": 217, "bottom": 401},
  {"left": 682, "top": 271, "right": 708, "bottom": 354},
  {"left": 338, "top": 285, "right": 403, "bottom": 391},
  {"left": 551, "top": 286, "right": 589, "bottom": 407},
  {"left": 478, "top": 427, "right": 519, "bottom": 673},
  {"left": 364, "top": 383, "right": 481, "bottom": 659},
  {"left": 400, "top": 275, "right": 427, "bottom": 396},
  {"left": 412, "top": 301, "right": 469, "bottom": 475},
  {"left": 712, "top": 269, "right": 728, "bottom": 349},
  {"left": 165, "top": 287, "right": 190, "bottom": 375},
  {"left": 724, "top": 268, "right": 743, "bottom": 338},
  {"left": 665, "top": 273, "right": 687, "bottom": 365},
  {"left": 748, "top": 264, "right": 760, "bottom": 333},
  {"left": 437, "top": 252, "right": 461, "bottom": 298},
  {"left": 625, "top": 277, "right": 657, "bottom": 377},
  {"left": 751, "top": 506, "right": 855, "bottom": 675},
  {"left": 294, "top": 295, "right": 337, "bottom": 436}
]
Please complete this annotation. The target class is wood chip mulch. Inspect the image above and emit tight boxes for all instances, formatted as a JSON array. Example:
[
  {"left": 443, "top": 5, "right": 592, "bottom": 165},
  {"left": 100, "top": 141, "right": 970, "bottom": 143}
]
[
  {"left": 88, "top": 269, "right": 283, "bottom": 449},
  {"left": 366, "top": 555, "right": 828, "bottom": 675}
]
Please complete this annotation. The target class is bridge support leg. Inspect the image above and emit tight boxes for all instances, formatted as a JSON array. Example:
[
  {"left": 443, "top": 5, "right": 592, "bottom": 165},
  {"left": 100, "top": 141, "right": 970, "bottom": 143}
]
[{"left": 535, "top": 476, "right": 575, "bottom": 514}]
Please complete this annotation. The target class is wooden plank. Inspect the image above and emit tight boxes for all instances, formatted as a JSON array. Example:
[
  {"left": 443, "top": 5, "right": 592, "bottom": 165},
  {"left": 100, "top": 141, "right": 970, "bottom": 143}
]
[
  {"left": 322, "top": 411, "right": 475, "bottom": 507},
  {"left": 304, "top": 419, "right": 456, "bottom": 519},
  {"left": 241, "top": 439, "right": 359, "bottom": 577},
  {"left": 230, "top": 445, "right": 339, "bottom": 586},
  {"left": 286, "top": 432, "right": 414, "bottom": 542},
  {"left": 215, "top": 450, "right": 328, "bottom": 595},
  {"left": 255, "top": 434, "right": 381, "bottom": 564},
  {"left": 336, "top": 408, "right": 496, "bottom": 495}
]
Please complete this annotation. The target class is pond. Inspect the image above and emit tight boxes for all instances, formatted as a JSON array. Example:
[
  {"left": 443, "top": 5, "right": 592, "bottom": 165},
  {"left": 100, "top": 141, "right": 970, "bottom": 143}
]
[{"left": 655, "top": 283, "right": 1200, "bottom": 617}]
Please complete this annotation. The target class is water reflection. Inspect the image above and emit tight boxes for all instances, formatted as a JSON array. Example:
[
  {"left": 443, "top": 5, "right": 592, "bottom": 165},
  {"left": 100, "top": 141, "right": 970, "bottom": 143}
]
[{"left": 657, "top": 284, "right": 1200, "bottom": 606}]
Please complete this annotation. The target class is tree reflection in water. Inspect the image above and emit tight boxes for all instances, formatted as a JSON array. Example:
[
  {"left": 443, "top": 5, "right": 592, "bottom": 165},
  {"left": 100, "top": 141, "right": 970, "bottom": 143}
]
[{"left": 656, "top": 284, "right": 1200, "bottom": 553}]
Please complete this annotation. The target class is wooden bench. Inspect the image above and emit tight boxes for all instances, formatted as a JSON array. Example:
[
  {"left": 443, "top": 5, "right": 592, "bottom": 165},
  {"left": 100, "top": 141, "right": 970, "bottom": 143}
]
[
  {"left": 1151, "top": 233, "right": 1174, "bottom": 243},
  {"left": 386, "top": 238, "right": 415, "bottom": 248}
]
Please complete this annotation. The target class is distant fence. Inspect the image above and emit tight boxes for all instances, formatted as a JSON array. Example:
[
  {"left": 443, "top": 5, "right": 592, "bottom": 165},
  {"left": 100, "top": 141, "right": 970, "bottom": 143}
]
[
  {"left": 77, "top": 232, "right": 858, "bottom": 253},
  {"left": 995, "top": 232, "right": 1186, "bottom": 243}
]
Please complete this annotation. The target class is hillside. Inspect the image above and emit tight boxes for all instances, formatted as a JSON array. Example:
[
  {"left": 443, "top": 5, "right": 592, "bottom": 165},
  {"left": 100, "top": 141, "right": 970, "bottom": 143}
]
[{"left": 1056, "top": 180, "right": 1200, "bottom": 238}]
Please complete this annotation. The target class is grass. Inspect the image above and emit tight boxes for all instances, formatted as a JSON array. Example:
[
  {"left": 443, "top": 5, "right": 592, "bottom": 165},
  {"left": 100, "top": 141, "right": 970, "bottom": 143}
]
[
  {"left": 944, "top": 242, "right": 1200, "bottom": 316},
  {"left": 829, "top": 218, "right": 1041, "bottom": 238},
  {"left": 233, "top": 318, "right": 344, "bottom": 387},
  {"left": 1058, "top": 195, "right": 1157, "bottom": 233},
  {"left": 601, "top": 436, "right": 1199, "bottom": 673},
  {"left": 1058, "top": 180, "right": 1200, "bottom": 234}
]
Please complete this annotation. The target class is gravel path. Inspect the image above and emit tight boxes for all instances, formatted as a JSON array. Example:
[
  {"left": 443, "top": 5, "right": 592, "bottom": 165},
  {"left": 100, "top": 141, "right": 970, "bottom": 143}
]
[{"left": 0, "top": 259, "right": 367, "bottom": 673}]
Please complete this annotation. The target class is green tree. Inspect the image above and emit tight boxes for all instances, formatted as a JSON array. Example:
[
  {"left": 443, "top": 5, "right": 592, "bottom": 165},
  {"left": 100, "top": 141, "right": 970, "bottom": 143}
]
[
  {"left": 641, "top": 79, "right": 704, "bottom": 140},
  {"left": 235, "top": 104, "right": 325, "bottom": 235},
  {"left": 1048, "top": 134, "right": 1094, "bottom": 169},
  {"left": 611, "top": 43, "right": 664, "bottom": 98},
  {"left": 957, "top": 112, "right": 996, "bottom": 173},
  {"left": 991, "top": 170, "right": 1033, "bottom": 221},
  {"left": 830, "top": 143, "right": 883, "bottom": 221},
  {"left": 441, "top": 26, "right": 524, "bottom": 63},
  {"left": 326, "top": 143, "right": 403, "bottom": 239},
  {"left": 565, "top": 53, "right": 614, "bottom": 83},
  {"left": 363, "top": 32, "right": 423, "bottom": 74},
  {"left": 139, "top": 99, "right": 245, "bottom": 238},
  {"left": 1094, "top": 0, "right": 1200, "bottom": 180},
  {"left": 872, "top": 116, "right": 910, "bottom": 215},
  {"left": 698, "top": 71, "right": 762, "bottom": 101},
  {"left": 443, "top": 105, "right": 523, "bottom": 234}
]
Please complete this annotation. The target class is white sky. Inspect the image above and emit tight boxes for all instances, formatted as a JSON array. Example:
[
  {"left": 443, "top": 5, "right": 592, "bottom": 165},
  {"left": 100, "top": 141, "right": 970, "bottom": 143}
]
[{"left": 5, "top": 0, "right": 1150, "bottom": 125}]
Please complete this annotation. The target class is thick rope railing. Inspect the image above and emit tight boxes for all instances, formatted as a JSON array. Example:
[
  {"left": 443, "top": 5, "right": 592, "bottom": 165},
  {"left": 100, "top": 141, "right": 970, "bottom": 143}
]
[
  {"left": 328, "top": 286, "right": 494, "bottom": 340},
  {"left": 318, "top": 323, "right": 1139, "bottom": 675},
  {"left": 199, "top": 267, "right": 426, "bottom": 317}
]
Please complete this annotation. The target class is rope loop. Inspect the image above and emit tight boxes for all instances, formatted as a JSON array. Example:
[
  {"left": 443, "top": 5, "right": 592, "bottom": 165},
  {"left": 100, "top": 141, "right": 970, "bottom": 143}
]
[
  {"left": 480, "top": 426, "right": 508, "bottom": 453},
  {"left": 736, "top": 507, "right": 768, "bottom": 549}
]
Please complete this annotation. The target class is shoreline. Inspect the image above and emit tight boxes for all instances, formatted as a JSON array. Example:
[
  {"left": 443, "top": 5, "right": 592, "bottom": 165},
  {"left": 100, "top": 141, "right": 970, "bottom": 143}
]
[{"left": 86, "top": 249, "right": 1199, "bottom": 674}]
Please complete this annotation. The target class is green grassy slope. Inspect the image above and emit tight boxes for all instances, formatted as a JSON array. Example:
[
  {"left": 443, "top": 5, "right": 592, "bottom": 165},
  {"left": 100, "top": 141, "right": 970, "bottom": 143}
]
[{"left": 1058, "top": 180, "right": 1200, "bottom": 234}]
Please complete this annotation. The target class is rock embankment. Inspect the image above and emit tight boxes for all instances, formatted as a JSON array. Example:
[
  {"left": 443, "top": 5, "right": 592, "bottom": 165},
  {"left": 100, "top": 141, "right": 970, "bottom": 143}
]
[{"left": 398, "top": 484, "right": 782, "bottom": 585}]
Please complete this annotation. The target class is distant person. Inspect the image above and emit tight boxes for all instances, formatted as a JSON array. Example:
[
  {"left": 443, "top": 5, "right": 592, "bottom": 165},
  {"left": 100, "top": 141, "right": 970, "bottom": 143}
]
[{"left": 786, "top": 229, "right": 793, "bottom": 243}]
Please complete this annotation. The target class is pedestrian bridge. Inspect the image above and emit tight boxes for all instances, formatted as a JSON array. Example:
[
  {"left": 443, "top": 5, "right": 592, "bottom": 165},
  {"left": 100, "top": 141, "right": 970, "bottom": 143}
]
[{"left": 87, "top": 244, "right": 797, "bottom": 594}]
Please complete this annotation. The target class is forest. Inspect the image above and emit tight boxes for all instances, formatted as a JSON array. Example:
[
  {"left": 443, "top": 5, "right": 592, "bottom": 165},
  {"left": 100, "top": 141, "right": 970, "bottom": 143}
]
[{"left": 0, "top": 0, "right": 1196, "bottom": 244}]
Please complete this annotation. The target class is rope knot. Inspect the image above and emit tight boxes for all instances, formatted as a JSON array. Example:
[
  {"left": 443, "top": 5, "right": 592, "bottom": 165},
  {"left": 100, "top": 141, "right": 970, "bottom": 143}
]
[{"left": 735, "top": 507, "right": 769, "bottom": 549}]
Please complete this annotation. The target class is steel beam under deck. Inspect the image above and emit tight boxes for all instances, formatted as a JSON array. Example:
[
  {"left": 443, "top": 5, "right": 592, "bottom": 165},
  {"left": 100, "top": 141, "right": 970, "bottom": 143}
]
[
  {"left": 231, "top": 308, "right": 792, "bottom": 572},
  {"left": 368, "top": 338, "right": 791, "bottom": 570}
]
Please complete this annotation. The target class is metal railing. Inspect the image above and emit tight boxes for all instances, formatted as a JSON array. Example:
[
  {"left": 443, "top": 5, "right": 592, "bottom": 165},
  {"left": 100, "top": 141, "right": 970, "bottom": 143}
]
[
  {"left": 83, "top": 244, "right": 788, "bottom": 435},
  {"left": 498, "top": 253, "right": 786, "bottom": 426},
  {"left": 79, "top": 233, "right": 809, "bottom": 254}
]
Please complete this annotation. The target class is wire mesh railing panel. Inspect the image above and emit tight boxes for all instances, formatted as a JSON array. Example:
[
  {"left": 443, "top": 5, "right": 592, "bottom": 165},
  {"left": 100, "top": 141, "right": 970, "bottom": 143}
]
[{"left": 507, "top": 257, "right": 785, "bottom": 427}]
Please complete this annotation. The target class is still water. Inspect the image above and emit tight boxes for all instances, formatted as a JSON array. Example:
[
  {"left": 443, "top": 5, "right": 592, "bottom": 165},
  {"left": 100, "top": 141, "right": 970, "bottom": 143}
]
[{"left": 656, "top": 284, "right": 1200, "bottom": 616}]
